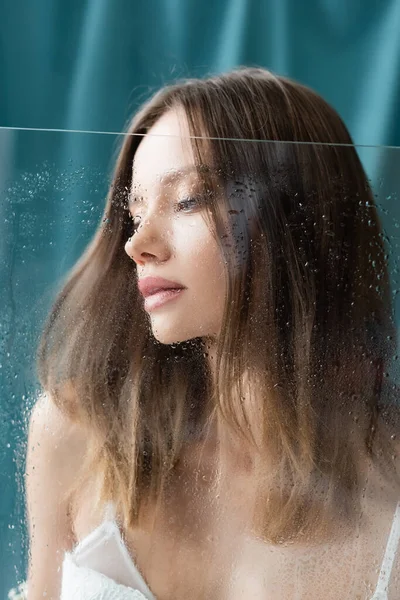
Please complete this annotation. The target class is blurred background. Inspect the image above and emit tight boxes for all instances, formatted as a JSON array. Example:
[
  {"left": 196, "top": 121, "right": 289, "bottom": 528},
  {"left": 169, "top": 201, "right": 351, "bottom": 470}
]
[{"left": 0, "top": 0, "right": 400, "bottom": 596}]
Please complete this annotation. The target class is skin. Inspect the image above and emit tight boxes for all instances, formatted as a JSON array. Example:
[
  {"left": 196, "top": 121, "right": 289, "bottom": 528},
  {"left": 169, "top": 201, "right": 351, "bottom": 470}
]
[{"left": 124, "top": 109, "right": 227, "bottom": 357}]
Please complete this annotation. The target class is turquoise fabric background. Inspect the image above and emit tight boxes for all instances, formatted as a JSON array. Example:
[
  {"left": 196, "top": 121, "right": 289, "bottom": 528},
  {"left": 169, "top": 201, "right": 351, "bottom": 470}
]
[
  {"left": 1, "top": 0, "right": 400, "bottom": 595},
  {"left": 1, "top": 0, "right": 400, "bottom": 144}
]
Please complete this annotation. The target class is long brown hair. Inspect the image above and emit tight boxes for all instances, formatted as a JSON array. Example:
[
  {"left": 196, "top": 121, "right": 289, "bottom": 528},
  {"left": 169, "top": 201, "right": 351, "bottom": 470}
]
[{"left": 37, "top": 66, "right": 400, "bottom": 544}]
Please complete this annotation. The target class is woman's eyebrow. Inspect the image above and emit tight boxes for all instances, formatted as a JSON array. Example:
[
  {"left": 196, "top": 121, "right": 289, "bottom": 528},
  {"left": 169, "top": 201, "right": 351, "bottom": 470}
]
[{"left": 129, "top": 164, "right": 212, "bottom": 207}]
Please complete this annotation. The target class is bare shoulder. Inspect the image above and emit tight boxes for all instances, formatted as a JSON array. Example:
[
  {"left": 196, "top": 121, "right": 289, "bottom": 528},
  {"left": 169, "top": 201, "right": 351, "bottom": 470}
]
[
  {"left": 26, "top": 388, "right": 90, "bottom": 519},
  {"left": 28, "top": 390, "right": 88, "bottom": 467},
  {"left": 25, "top": 390, "right": 89, "bottom": 599}
]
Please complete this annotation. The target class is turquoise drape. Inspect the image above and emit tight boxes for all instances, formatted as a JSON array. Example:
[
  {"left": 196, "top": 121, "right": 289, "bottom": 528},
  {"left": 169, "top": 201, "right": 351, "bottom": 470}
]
[{"left": 1, "top": 0, "right": 400, "bottom": 143}]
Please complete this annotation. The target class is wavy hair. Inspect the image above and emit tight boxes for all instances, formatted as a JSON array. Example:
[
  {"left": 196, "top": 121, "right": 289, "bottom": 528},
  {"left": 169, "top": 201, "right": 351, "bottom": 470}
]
[{"left": 37, "top": 67, "right": 400, "bottom": 544}]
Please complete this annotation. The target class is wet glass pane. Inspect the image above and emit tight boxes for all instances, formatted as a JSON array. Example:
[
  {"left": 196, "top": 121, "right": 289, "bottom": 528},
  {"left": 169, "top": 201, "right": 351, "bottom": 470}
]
[{"left": 1, "top": 127, "right": 400, "bottom": 599}]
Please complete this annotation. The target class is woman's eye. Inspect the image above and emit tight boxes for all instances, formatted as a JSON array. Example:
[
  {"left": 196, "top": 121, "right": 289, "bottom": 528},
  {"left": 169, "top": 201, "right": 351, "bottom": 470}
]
[
  {"left": 127, "top": 214, "right": 141, "bottom": 235},
  {"left": 126, "top": 197, "right": 203, "bottom": 237},
  {"left": 176, "top": 196, "right": 203, "bottom": 212}
]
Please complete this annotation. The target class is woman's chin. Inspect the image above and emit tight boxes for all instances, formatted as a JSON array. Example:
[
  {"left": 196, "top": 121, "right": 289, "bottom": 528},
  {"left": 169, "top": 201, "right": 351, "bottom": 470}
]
[{"left": 150, "top": 322, "right": 202, "bottom": 346}]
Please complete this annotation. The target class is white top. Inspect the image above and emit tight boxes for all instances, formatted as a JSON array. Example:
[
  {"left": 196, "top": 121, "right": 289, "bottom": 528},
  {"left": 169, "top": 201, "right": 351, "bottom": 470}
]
[
  {"left": 60, "top": 501, "right": 400, "bottom": 600},
  {"left": 370, "top": 501, "right": 400, "bottom": 599},
  {"left": 61, "top": 502, "right": 155, "bottom": 600}
]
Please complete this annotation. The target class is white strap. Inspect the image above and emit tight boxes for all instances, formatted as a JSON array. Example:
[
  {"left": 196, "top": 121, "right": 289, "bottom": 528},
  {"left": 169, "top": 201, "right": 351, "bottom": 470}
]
[
  {"left": 371, "top": 501, "right": 400, "bottom": 599},
  {"left": 103, "top": 501, "right": 117, "bottom": 522}
]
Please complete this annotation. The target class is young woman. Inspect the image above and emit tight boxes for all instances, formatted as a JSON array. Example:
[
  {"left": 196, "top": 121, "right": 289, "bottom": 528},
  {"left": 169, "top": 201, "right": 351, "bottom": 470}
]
[{"left": 25, "top": 67, "right": 400, "bottom": 599}]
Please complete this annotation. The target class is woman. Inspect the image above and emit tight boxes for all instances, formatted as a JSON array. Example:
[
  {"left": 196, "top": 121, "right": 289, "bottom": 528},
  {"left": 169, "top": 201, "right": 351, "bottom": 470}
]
[{"left": 25, "top": 67, "right": 400, "bottom": 599}]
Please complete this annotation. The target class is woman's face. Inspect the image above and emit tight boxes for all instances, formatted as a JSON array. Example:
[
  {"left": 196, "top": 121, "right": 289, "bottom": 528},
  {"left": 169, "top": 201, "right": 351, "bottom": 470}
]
[{"left": 124, "top": 109, "right": 227, "bottom": 345}]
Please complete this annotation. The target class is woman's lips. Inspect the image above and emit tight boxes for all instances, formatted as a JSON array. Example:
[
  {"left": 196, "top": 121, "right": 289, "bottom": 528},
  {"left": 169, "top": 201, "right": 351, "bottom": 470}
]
[{"left": 144, "top": 288, "right": 185, "bottom": 312}]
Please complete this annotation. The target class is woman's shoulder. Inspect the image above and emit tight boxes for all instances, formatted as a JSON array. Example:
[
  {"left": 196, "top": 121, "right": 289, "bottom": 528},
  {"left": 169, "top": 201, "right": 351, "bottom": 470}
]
[
  {"left": 25, "top": 389, "right": 92, "bottom": 597},
  {"left": 30, "top": 388, "right": 88, "bottom": 446},
  {"left": 28, "top": 388, "right": 90, "bottom": 496}
]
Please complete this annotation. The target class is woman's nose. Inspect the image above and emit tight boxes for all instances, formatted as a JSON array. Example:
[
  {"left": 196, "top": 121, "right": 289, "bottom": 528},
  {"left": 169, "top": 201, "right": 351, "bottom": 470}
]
[{"left": 125, "top": 215, "right": 170, "bottom": 265}]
